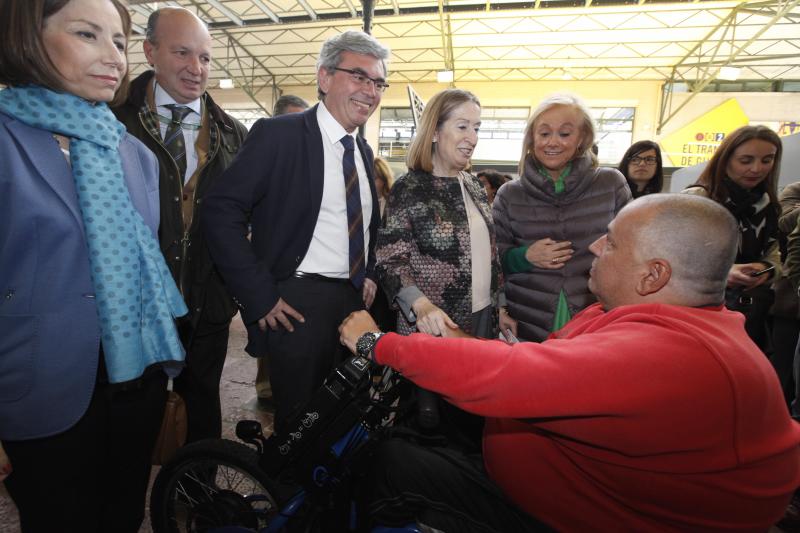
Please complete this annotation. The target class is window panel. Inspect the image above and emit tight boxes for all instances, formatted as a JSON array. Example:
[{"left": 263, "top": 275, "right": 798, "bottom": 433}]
[{"left": 592, "top": 106, "right": 634, "bottom": 165}]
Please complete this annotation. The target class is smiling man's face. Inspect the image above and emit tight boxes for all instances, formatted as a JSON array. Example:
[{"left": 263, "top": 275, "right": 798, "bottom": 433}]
[{"left": 317, "top": 51, "right": 385, "bottom": 133}]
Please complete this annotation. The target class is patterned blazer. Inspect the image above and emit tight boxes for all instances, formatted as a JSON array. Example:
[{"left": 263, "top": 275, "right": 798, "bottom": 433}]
[{"left": 376, "top": 169, "right": 502, "bottom": 335}]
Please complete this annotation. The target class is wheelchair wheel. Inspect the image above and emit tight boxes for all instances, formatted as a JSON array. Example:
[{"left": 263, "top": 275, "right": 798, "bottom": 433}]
[{"left": 150, "top": 439, "right": 289, "bottom": 533}]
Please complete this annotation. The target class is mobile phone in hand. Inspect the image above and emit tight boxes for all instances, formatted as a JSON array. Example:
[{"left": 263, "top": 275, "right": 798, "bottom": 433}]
[{"left": 749, "top": 265, "right": 775, "bottom": 277}]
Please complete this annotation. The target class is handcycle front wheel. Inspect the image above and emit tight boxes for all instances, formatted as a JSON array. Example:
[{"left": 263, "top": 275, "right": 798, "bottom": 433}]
[{"left": 150, "top": 438, "right": 290, "bottom": 533}]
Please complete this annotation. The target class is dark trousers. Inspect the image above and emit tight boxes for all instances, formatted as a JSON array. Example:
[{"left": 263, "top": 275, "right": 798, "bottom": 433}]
[
  {"left": 2, "top": 370, "right": 167, "bottom": 533},
  {"left": 268, "top": 276, "right": 363, "bottom": 432},
  {"left": 367, "top": 438, "right": 550, "bottom": 533},
  {"left": 174, "top": 317, "right": 231, "bottom": 443}
]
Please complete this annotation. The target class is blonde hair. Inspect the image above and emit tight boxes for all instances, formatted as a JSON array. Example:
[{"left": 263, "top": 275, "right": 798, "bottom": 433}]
[
  {"left": 519, "top": 93, "right": 596, "bottom": 175},
  {"left": 406, "top": 89, "right": 481, "bottom": 173},
  {"left": 373, "top": 157, "right": 394, "bottom": 199}
]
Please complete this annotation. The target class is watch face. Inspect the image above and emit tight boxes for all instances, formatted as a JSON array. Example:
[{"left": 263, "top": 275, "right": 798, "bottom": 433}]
[{"left": 357, "top": 332, "right": 379, "bottom": 358}]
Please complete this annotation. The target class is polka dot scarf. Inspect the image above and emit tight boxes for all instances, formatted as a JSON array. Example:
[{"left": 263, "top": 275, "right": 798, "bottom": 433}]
[{"left": 0, "top": 86, "right": 187, "bottom": 383}]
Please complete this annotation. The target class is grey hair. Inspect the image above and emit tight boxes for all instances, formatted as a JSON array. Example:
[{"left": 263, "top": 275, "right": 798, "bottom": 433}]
[
  {"left": 273, "top": 94, "right": 309, "bottom": 116},
  {"left": 519, "top": 93, "right": 597, "bottom": 174},
  {"left": 145, "top": 7, "right": 207, "bottom": 45},
  {"left": 315, "top": 31, "right": 390, "bottom": 99},
  {"left": 631, "top": 194, "right": 738, "bottom": 306}
]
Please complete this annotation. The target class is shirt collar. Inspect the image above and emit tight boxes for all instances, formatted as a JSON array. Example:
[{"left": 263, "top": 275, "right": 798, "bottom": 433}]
[
  {"left": 317, "top": 101, "right": 356, "bottom": 148},
  {"left": 154, "top": 81, "right": 202, "bottom": 118}
]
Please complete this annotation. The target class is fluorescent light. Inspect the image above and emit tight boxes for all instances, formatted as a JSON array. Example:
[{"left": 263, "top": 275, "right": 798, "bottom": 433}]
[
  {"left": 219, "top": 79, "right": 235, "bottom": 89},
  {"left": 717, "top": 66, "right": 741, "bottom": 81},
  {"left": 437, "top": 70, "right": 454, "bottom": 83}
]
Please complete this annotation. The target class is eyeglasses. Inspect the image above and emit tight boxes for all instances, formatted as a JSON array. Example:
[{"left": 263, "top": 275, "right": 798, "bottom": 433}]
[
  {"left": 630, "top": 156, "right": 657, "bottom": 166},
  {"left": 333, "top": 67, "right": 390, "bottom": 93}
]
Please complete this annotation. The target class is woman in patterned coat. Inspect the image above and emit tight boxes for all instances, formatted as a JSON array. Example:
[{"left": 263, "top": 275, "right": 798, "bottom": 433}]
[
  {"left": 376, "top": 89, "right": 504, "bottom": 339},
  {"left": 376, "top": 89, "right": 504, "bottom": 448}
]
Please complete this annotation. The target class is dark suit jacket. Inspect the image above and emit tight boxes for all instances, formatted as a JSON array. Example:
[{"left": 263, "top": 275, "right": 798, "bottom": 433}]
[
  {"left": 0, "top": 111, "right": 160, "bottom": 440},
  {"left": 202, "top": 104, "right": 380, "bottom": 355}
]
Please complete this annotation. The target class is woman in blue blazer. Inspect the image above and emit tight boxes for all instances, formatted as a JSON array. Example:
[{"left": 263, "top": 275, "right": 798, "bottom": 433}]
[{"left": 0, "top": 1, "right": 187, "bottom": 531}]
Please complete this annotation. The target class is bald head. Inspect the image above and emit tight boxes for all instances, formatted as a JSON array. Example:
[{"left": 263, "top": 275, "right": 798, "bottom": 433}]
[
  {"left": 143, "top": 8, "right": 212, "bottom": 104},
  {"left": 146, "top": 8, "right": 208, "bottom": 46},
  {"left": 630, "top": 194, "right": 739, "bottom": 305},
  {"left": 589, "top": 194, "right": 737, "bottom": 310},
  {"left": 631, "top": 194, "right": 738, "bottom": 305}
]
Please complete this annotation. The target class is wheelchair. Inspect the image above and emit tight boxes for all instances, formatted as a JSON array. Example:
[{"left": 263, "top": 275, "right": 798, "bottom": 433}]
[{"left": 149, "top": 354, "right": 428, "bottom": 533}]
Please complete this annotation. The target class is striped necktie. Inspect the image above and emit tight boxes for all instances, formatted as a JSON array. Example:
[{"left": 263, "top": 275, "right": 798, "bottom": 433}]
[
  {"left": 340, "top": 134, "right": 365, "bottom": 290},
  {"left": 164, "top": 104, "right": 192, "bottom": 181}
]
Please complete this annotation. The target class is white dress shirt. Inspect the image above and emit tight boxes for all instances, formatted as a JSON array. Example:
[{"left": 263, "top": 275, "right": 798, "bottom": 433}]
[
  {"left": 154, "top": 81, "right": 202, "bottom": 184},
  {"left": 297, "top": 102, "right": 373, "bottom": 278}
]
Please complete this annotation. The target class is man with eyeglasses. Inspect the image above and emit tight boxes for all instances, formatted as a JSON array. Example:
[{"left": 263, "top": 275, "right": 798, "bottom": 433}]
[{"left": 203, "top": 31, "right": 390, "bottom": 431}]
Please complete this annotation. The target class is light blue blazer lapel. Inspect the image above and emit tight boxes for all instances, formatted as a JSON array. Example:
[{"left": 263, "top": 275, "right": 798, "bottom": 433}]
[
  {"left": 118, "top": 135, "right": 159, "bottom": 235},
  {"left": 6, "top": 119, "right": 83, "bottom": 228}
]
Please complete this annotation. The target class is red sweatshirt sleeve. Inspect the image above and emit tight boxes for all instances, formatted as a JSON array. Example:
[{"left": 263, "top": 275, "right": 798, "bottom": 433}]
[
  {"left": 375, "top": 315, "right": 741, "bottom": 424},
  {"left": 373, "top": 327, "right": 677, "bottom": 420}
]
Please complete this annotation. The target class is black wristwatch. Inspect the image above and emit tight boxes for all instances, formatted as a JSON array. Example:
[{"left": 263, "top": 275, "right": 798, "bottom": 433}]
[{"left": 356, "top": 331, "right": 384, "bottom": 360}]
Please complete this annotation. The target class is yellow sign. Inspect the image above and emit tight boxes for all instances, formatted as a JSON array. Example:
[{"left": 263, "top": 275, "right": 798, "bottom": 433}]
[{"left": 660, "top": 99, "right": 749, "bottom": 167}]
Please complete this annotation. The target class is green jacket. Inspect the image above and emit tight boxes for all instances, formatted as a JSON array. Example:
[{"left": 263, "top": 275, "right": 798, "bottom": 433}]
[{"left": 113, "top": 71, "right": 248, "bottom": 329}]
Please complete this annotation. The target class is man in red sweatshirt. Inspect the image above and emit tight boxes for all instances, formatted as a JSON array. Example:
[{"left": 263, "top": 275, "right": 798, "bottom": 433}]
[{"left": 341, "top": 193, "right": 800, "bottom": 532}]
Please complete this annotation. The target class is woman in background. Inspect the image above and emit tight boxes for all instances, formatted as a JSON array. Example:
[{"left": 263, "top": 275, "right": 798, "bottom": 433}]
[
  {"left": 684, "top": 125, "right": 782, "bottom": 351},
  {"left": 371, "top": 156, "right": 395, "bottom": 331},
  {"left": 477, "top": 168, "right": 512, "bottom": 204},
  {"left": 618, "top": 140, "right": 664, "bottom": 198},
  {"left": 373, "top": 156, "right": 394, "bottom": 223},
  {"left": 0, "top": 1, "right": 186, "bottom": 530},
  {"left": 493, "top": 93, "right": 630, "bottom": 342}
]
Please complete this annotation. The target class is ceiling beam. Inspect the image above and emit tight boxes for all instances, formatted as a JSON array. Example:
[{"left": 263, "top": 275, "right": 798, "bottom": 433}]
[
  {"left": 129, "top": 4, "right": 152, "bottom": 18},
  {"left": 205, "top": 0, "right": 244, "bottom": 26},
  {"left": 186, "top": 0, "right": 278, "bottom": 115},
  {"left": 296, "top": 0, "right": 318, "bottom": 20},
  {"left": 657, "top": 0, "right": 799, "bottom": 133},
  {"left": 343, "top": 0, "right": 358, "bottom": 18},
  {"left": 252, "top": 0, "right": 281, "bottom": 23}
]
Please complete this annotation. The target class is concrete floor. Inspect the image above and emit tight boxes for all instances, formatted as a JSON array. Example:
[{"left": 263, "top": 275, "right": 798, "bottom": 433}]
[{"left": 0, "top": 314, "right": 271, "bottom": 533}]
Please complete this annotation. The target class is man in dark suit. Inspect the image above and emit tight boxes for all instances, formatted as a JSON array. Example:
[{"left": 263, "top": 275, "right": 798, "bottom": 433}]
[
  {"left": 202, "top": 31, "right": 390, "bottom": 431},
  {"left": 254, "top": 94, "right": 309, "bottom": 408}
]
